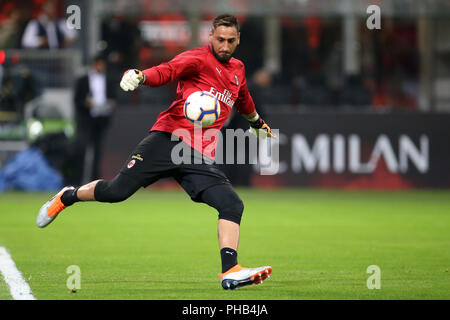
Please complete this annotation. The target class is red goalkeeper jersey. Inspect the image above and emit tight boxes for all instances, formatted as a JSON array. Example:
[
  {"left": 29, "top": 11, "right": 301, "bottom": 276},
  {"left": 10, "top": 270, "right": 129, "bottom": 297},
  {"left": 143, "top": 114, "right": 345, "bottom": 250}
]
[{"left": 142, "top": 44, "right": 255, "bottom": 158}]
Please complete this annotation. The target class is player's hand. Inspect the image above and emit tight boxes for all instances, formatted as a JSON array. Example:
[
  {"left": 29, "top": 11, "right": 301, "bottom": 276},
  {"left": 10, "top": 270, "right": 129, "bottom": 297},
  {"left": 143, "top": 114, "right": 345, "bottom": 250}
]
[
  {"left": 120, "top": 69, "right": 145, "bottom": 91},
  {"left": 249, "top": 117, "right": 276, "bottom": 138}
]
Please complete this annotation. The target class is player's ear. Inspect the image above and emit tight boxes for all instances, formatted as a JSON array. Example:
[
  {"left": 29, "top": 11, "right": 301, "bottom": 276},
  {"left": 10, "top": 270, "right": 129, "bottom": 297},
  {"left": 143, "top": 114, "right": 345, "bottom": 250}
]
[
  {"left": 237, "top": 32, "right": 240, "bottom": 45},
  {"left": 209, "top": 29, "right": 214, "bottom": 42}
]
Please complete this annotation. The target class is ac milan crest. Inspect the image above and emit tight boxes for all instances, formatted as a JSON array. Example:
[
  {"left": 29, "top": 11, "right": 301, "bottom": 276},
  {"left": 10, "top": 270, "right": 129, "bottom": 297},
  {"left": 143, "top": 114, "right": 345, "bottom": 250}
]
[{"left": 127, "top": 159, "right": 136, "bottom": 169}]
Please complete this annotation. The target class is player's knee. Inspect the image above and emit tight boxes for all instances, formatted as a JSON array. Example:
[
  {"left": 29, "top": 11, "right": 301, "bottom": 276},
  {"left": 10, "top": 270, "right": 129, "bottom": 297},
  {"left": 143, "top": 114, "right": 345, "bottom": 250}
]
[
  {"left": 218, "top": 197, "right": 244, "bottom": 225},
  {"left": 200, "top": 184, "right": 244, "bottom": 225}
]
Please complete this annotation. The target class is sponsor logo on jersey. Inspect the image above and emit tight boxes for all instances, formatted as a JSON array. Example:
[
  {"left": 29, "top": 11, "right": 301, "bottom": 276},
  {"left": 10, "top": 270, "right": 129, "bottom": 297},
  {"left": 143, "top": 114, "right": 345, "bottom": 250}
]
[
  {"left": 209, "top": 87, "right": 235, "bottom": 108},
  {"left": 132, "top": 154, "right": 144, "bottom": 161}
]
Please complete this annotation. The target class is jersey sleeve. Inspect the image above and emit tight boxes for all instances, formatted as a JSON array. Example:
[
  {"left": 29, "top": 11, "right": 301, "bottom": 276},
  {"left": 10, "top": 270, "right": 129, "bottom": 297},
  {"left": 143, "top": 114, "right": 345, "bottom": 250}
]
[
  {"left": 235, "top": 74, "right": 256, "bottom": 115},
  {"left": 142, "top": 51, "right": 203, "bottom": 87}
]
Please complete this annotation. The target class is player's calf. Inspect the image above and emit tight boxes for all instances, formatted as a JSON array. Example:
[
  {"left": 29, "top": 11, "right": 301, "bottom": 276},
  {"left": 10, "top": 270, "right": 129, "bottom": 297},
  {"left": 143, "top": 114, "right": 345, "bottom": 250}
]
[{"left": 94, "top": 174, "right": 141, "bottom": 203}]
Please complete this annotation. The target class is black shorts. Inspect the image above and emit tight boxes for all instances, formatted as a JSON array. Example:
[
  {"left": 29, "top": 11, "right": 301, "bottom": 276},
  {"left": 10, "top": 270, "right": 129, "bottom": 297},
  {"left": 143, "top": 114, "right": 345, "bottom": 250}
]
[{"left": 119, "top": 131, "right": 231, "bottom": 201}]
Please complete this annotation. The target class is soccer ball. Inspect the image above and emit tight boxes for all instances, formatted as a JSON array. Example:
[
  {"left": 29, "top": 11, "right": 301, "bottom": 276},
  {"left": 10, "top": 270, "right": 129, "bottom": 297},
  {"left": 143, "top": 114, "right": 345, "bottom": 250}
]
[{"left": 183, "top": 91, "right": 220, "bottom": 127}]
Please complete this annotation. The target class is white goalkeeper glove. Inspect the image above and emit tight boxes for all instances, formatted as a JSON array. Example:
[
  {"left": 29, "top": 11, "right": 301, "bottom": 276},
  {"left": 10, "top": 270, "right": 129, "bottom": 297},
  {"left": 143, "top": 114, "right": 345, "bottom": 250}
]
[
  {"left": 248, "top": 116, "right": 276, "bottom": 139},
  {"left": 120, "top": 69, "right": 145, "bottom": 91}
]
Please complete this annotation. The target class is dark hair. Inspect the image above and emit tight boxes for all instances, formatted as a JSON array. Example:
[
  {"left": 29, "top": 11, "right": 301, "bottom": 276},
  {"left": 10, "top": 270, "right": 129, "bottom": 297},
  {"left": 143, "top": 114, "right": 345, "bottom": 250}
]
[
  {"left": 92, "top": 52, "right": 106, "bottom": 63},
  {"left": 212, "top": 14, "right": 240, "bottom": 32}
]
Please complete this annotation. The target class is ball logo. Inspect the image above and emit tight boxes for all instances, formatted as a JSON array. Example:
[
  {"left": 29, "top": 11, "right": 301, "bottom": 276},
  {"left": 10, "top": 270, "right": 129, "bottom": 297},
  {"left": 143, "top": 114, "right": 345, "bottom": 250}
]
[{"left": 127, "top": 159, "right": 136, "bottom": 169}]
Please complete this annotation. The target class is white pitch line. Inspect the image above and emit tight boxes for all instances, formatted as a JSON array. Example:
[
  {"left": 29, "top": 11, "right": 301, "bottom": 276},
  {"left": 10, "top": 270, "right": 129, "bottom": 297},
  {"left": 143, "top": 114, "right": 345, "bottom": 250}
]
[{"left": 0, "top": 247, "right": 36, "bottom": 300}]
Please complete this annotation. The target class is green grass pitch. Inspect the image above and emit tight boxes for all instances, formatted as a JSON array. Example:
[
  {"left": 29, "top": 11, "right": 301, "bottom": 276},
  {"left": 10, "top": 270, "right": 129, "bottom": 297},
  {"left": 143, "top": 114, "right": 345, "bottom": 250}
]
[{"left": 0, "top": 189, "right": 449, "bottom": 300}]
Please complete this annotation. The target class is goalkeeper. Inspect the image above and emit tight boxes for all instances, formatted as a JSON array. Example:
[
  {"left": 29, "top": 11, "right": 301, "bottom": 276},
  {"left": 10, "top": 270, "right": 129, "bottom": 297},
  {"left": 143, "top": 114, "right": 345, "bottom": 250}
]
[{"left": 37, "top": 14, "right": 274, "bottom": 290}]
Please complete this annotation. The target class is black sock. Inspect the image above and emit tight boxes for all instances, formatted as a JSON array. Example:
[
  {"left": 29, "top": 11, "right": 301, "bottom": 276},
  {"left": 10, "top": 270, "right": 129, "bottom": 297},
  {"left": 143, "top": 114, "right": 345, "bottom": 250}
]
[
  {"left": 220, "top": 248, "right": 238, "bottom": 273},
  {"left": 61, "top": 187, "right": 80, "bottom": 206}
]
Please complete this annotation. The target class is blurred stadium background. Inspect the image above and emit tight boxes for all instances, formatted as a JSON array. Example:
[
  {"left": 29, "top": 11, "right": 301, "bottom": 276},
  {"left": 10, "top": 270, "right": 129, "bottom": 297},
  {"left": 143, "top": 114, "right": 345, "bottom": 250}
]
[
  {"left": 0, "top": 0, "right": 449, "bottom": 302},
  {"left": 0, "top": 0, "right": 449, "bottom": 190}
]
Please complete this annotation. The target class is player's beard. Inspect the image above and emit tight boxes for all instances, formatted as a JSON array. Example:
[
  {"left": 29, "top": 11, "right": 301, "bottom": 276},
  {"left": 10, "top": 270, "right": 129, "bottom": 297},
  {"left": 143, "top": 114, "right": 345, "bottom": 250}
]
[{"left": 211, "top": 45, "right": 232, "bottom": 63}]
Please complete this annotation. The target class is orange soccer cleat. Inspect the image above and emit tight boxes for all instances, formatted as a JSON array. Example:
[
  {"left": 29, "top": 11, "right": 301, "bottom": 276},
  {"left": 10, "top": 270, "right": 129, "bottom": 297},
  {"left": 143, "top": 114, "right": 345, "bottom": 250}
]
[
  {"left": 36, "top": 186, "right": 74, "bottom": 228},
  {"left": 220, "top": 264, "right": 272, "bottom": 290}
]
